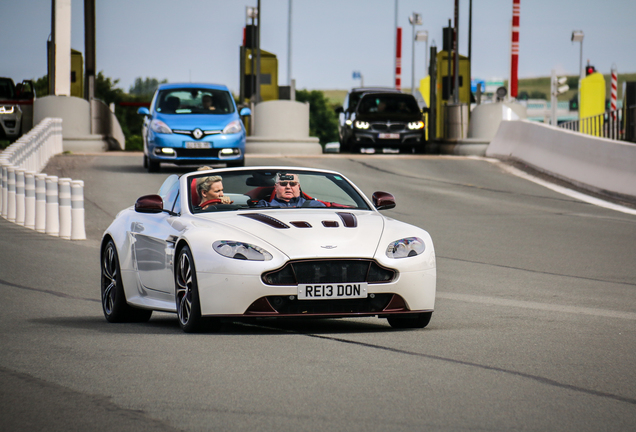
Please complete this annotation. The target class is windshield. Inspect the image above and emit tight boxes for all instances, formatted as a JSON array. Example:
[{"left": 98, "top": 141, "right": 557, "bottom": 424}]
[
  {"left": 155, "top": 88, "right": 235, "bottom": 114},
  {"left": 357, "top": 94, "right": 420, "bottom": 115},
  {"left": 188, "top": 169, "right": 371, "bottom": 213},
  {"left": 0, "top": 79, "right": 16, "bottom": 100}
]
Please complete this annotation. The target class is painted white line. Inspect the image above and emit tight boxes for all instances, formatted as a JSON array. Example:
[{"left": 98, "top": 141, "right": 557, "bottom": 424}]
[
  {"left": 437, "top": 292, "right": 636, "bottom": 320},
  {"left": 485, "top": 159, "right": 636, "bottom": 216}
]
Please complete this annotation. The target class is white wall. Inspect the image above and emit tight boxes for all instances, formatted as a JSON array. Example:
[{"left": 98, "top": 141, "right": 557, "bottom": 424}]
[{"left": 487, "top": 120, "right": 636, "bottom": 198}]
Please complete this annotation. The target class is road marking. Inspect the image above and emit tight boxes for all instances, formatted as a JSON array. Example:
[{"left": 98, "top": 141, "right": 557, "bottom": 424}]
[
  {"left": 486, "top": 159, "right": 636, "bottom": 216},
  {"left": 437, "top": 291, "right": 636, "bottom": 320}
]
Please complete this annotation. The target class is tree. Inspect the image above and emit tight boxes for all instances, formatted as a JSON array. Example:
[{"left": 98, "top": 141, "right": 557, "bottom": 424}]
[
  {"left": 295, "top": 89, "right": 338, "bottom": 144},
  {"left": 129, "top": 77, "right": 167, "bottom": 97}
]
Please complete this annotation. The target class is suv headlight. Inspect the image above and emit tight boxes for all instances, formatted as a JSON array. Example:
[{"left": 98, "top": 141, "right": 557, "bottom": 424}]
[
  {"left": 0, "top": 105, "right": 15, "bottom": 114},
  {"left": 355, "top": 120, "right": 369, "bottom": 129},
  {"left": 222, "top": 120, "right": 242, "bottom": 134},
  {"left": 386, "top": 237, "right": 425, "bottom": 259},
  {"left": 150, "top": 119, "right": 172, "bottom": 134},
  {"left": 408, "top": 121, "right": 424, "bottom": 130},
  {"left": 213, "top": 241, "right": 273, "bottom": 261}
]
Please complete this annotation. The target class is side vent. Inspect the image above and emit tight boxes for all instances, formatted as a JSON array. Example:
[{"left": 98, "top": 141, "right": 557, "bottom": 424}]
[
  {"left": 240, "top": 213, "right": 290, "bottom": 229},
  {"left": 337, "top": 212, "right": 357, "bottom": 228}
]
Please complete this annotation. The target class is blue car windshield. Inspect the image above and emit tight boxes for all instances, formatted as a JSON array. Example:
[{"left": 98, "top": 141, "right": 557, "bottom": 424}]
[{"left": 156, "top": 88, "right": 235, "bottom": 114}]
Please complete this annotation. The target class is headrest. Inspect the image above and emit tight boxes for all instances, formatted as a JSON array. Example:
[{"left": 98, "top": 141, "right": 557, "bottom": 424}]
[{"left": 245, "top": 172, "right": 276, "bottom": 187}]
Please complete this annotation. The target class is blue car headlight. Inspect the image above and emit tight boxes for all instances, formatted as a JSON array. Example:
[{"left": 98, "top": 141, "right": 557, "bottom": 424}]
[
  {"left": 222, "top": 120, "right": 242, "bottom": 134},
  {"left": 150, "top": 119, "right": 173, "bottom": 134},
  {"left": 386, "top": 237, "right": 425, "bottom": 259},
  {"left": 213, "top": 241, "right": 273, "bottom": 261}
]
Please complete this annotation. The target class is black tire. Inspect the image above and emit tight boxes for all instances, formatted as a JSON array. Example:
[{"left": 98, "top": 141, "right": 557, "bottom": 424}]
[
  {"left": 387, "top": 312, "right": 432, "bottom": 329},
  {"left": 101, "top": 240, "right": 152, "bottom": 323},
  {"left": 148, "top": 158, "right": 160, "bottom": 173},
  {"left": 175, "top": 246, "right": 206, "bottom": 333}
]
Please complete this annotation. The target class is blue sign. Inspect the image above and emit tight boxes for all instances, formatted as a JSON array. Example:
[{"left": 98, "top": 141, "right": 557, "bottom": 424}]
[{"left": 352, "top": 71, "right": 361, "bottom": 80}]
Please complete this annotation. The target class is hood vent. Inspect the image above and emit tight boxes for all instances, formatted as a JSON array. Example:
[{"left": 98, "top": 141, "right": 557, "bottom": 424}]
[
  {"left": 337, "top": 212, "right": 357, "bottom": 228},
  {"left": 240, "top": 213, "right": 290, "bottom": 229},
  {"left": 290, "top": 221, "right": 312, "bottom": 228}
]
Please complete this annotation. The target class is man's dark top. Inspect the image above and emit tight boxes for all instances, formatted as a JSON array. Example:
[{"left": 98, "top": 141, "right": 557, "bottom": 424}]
[{"left": 256, "top": 196, "right": 326, "bottom": 208}]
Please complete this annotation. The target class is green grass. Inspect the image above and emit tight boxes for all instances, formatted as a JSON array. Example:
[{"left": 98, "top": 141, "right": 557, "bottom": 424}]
[{"left": 0, "top": 140, "right": 11, "bottom": 150}]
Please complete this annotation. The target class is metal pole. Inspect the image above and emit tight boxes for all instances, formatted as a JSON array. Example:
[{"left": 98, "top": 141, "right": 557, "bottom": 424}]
[
  {"left": 453, "top": 0, "right": 459, "bottom": 105},
  {"left": 287, "top": 0, "right": 292, "bottom": 86},
  {"left": 394, "top": 0, "right": 398, "bottom": 87},
  {"left": 255, "top": 0, "right": 261, "bottom": 104},
  {"left": 411, "top": 21, "right": 416, "bottom": 95},
  {"left": 551, "top": 69, "right": 557, "bottom": 126}
]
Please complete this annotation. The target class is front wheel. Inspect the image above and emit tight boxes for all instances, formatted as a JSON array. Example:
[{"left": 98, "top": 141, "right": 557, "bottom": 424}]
[
  {"left": 101, "top": 240, "right": 152, "bottom": 323},
  {"left": 175, "top": 246, "right": 205, "bottom": 333},
  {"left": 387, "top": 312, "right": 432, "bottom": 329}
]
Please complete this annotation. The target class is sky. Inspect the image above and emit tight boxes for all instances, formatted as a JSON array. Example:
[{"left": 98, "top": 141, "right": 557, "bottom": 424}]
[{"left": 1, "top": 0, "right": 635, "bottom": 95}]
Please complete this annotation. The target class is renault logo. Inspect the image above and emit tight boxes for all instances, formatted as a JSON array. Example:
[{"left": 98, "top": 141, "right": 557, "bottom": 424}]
[{"left": 192, "top": 128, "right": 203, "bottom": 139}]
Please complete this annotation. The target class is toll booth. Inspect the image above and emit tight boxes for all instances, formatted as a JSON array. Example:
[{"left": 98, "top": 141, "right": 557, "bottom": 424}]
[
  {"left": 579, "top": 72, "right": 605, "bottom": 136},
  {"left": 241, "top": 48, "right": 279, "bottom": 103},
  {"left": 435, "top": 50, "right": 471, "bottom": 140},
  {"left": 70, "top": 49, "right": 84, "bottom": 98}
]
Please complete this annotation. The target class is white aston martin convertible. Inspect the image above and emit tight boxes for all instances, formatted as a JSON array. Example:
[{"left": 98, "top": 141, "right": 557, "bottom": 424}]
[{"left": 101, "top": 167, "right": 436, "bottom": 332}]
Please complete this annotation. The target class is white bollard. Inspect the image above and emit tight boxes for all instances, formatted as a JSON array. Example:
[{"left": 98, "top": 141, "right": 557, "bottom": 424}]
[
  {"left": 70, "top": 180, "right": 86, "bottom": 240},
  {"left": 45, "top": 175, "right": 59, "bottom": 236},
  {"left": 15, "top": 169, "right": 26, "bottom": 226},
  {"left": 7, "top": 167, "right": 16, "bottom": 222},
  {"left": 58, "top": 178, "right": 72, "bottom": 239},
  {"left": 0, "top": 163, "right": 5, "bottom": 215},
  {"left": 24, "top": 171, "right": 36, "bottom": 230},
  {"left": 35, "top": 174, "right": 47, "bottom": 233}
]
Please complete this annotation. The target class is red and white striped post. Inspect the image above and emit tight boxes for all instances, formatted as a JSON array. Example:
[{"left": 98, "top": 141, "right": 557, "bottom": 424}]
[
  {"left": 510, "top": 0, "right": 520, "bottom": 99},
  {"left": 395, "top": 27, "right": 402, "bottom": 90},
  {"left": 610, "top": 65, "right": 618, "bottom": 113}
]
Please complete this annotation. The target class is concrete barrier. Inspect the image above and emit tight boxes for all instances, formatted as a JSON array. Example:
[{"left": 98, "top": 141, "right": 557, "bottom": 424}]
[{"left": 487, "top": 120, "right": 636, "bottom": 199}]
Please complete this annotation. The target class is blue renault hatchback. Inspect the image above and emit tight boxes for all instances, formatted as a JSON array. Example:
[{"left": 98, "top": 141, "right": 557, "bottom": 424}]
[{"left": 138, "top": 83, "right": 251, "bottom": 172}]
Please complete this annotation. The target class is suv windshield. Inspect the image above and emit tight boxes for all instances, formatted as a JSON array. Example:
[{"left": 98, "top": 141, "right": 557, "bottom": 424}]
[
  {"left": 156, "top": 88, "right": 235, "bottom": 114},
  {"left": 0, "top": 78, "right": 16, "bottom": 100},
  {"left": 357, "top": 94, "right": 420, "bottom": 115}
]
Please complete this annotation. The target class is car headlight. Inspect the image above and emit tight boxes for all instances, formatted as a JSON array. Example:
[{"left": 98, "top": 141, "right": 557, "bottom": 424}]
[
  {"left": 222, "top": 120, "right": 242, "bottom": 134},
  {"left": 0, "top": 105, "right": 15, "bottom": 114},
  {"left": 386, "top": 237, "right": 425, "bottom": 259},
  {"left": 150, "top": 119, "right": 172, "bottom": 134},
  {"left": 213, "top": 241, "right": 273, "bottom": 261},
  {"left": 408, "top": 121, "right": 424, "bottom": 130},
  {"left": 355, "top": 120, "right": 369, "bottom": 129}
]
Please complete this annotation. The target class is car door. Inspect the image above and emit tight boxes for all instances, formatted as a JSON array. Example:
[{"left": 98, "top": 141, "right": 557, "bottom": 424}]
[{"left": 131, "top": 175, "right": 181, "bottom": 294}]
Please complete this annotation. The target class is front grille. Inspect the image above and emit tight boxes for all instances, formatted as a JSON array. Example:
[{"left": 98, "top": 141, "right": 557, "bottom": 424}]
[
  {"left": 265, "top": 294, "right": 394, "bottom": 314},
  {"left": 262, "top": 259, "right": 396, "bottom": 286},
  {"left": 372, "top": 123, "right": 405, "bottom": 132}
]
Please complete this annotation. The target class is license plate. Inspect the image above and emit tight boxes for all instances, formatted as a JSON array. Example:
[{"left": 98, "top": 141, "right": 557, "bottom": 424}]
[
  {"left": 298, "top": 283, "right": 368, "bottom": 300},
  {"left": 185, "top": 141, "right": 211, "bottom": 149},
  {"left": 378, "top": 133, "right": 399, "bottom": 139}
]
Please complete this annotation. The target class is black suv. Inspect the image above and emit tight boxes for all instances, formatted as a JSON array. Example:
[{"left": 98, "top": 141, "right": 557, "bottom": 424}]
[
  {"left": 337, "top": 90, "right": 425, "bottom": 153},
  {"left": 336, "top": 87, "right": 400, "bottom": 152}
]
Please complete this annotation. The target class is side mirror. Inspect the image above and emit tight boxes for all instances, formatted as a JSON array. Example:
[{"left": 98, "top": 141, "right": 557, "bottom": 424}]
[
  {"left": 372, "top": 191, "right": 396, "bottom": 210},
  {"left": 135, "top": 194, "right": 163, "bottom": 213},
  {"left": 334, "top": 106, "right": 343, "bottom": 114},
  {"left": 240, "top": 107, "right": 252, "bottom": 116},
  {"left": 137, "top": 107, "right": 150, "bottom": 116}
]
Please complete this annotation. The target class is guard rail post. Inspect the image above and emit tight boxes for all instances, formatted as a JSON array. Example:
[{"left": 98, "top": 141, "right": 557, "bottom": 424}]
[
  {"left": 71, "top": 180, "right": 86, "bottom": 240},
  {"left": 7, "top": 167, "right": 16, "bottom": 222},
  {"left": 15, "top": 169, "right": 26, "bottom": 226},
  {"left": 24, "top": 171, "right": 36, "bottom": 230},
  {"left": 58, "top": 178, "right": 72, "bottom": 240},
  {"left": 45, "top": 175, "right": 59, "bottom": 236},
  {"left": 35, "top": 174, "right": 47, "bottom": 233}
]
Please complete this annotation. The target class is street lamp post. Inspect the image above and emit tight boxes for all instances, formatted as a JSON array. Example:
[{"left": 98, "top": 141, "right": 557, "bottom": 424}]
[
  {"left": 409, "top": 12, "right": 422, "bottom": 95},
  {"left": 415, "top": 30, "right": 429, "bottom": 76},
  {"left": 571, "top": 30, "right": 584, "bottom": 120}
]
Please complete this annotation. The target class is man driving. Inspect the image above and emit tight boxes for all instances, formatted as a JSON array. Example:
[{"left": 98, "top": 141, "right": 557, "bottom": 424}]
[{"left": 257, "top": 173, "right": 325, "bottom": 208}]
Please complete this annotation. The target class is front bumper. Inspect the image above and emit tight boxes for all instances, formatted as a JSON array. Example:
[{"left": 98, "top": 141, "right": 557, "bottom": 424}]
[
  {"left": 352, "top": 129, "right": 425, "bottom": 150},
  {"left": 196, "top": 267, "right": 436, "bottom": 317},
  {"left": 147, "top": 131, "right": 245, "bottom": 164}
]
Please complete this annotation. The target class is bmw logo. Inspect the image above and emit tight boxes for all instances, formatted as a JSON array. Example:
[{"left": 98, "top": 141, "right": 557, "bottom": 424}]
[{"left": 192, "top": 128, "right": 203, "bottom": 139}]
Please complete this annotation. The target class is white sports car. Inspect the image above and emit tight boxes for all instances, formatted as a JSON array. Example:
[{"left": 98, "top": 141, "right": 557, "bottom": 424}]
[{"left": 101, "top": 167, "right": 436, "bottom": 332}]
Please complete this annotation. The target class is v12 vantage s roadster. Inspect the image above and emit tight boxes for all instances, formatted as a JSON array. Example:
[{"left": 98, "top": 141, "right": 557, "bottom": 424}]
[{"left": 100, "top": 167, "right": 436, "bottom": 332}]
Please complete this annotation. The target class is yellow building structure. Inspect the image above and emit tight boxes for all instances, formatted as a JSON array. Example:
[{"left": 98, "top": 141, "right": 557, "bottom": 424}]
[
  {"left": 435, "top": 51, "right": 471, "bottom": 140},
  {"left": 579, "top": 72, "right": 606, "bottom": 136}
]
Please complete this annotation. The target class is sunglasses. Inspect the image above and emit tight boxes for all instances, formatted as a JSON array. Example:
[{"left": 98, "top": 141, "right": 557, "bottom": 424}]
[{"left": 277, "top": 181, "right": 298, "bottom": 187}]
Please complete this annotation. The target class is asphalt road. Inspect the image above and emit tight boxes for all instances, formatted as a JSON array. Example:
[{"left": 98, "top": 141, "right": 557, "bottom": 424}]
[{"left": 1, "top": 153, "right": 635, "bottom": 431}]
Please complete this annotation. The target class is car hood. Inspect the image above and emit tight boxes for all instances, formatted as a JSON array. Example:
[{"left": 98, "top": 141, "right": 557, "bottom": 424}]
[
  {"left": 155, "top": 112, "right": 237, "bottom": 130},
  {"left": 354, "top": 112, "right": 421, "bottom": 122},
  {"left": 193, "top": 209, "right": 385, "bottom": 259}
]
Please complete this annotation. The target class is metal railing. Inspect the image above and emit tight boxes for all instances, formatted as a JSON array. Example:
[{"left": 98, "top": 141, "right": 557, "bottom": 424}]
[{"left": 559, "top": 105, "right": 636, "bottom": 143}]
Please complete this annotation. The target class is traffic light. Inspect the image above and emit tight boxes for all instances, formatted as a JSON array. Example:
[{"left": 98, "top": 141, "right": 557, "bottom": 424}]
[
  {"left": 586, "top": 65, "right": 596, "bottom": 76},
  {"left": 569, "top": 94, "right": 578, "bottom": 111}
]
